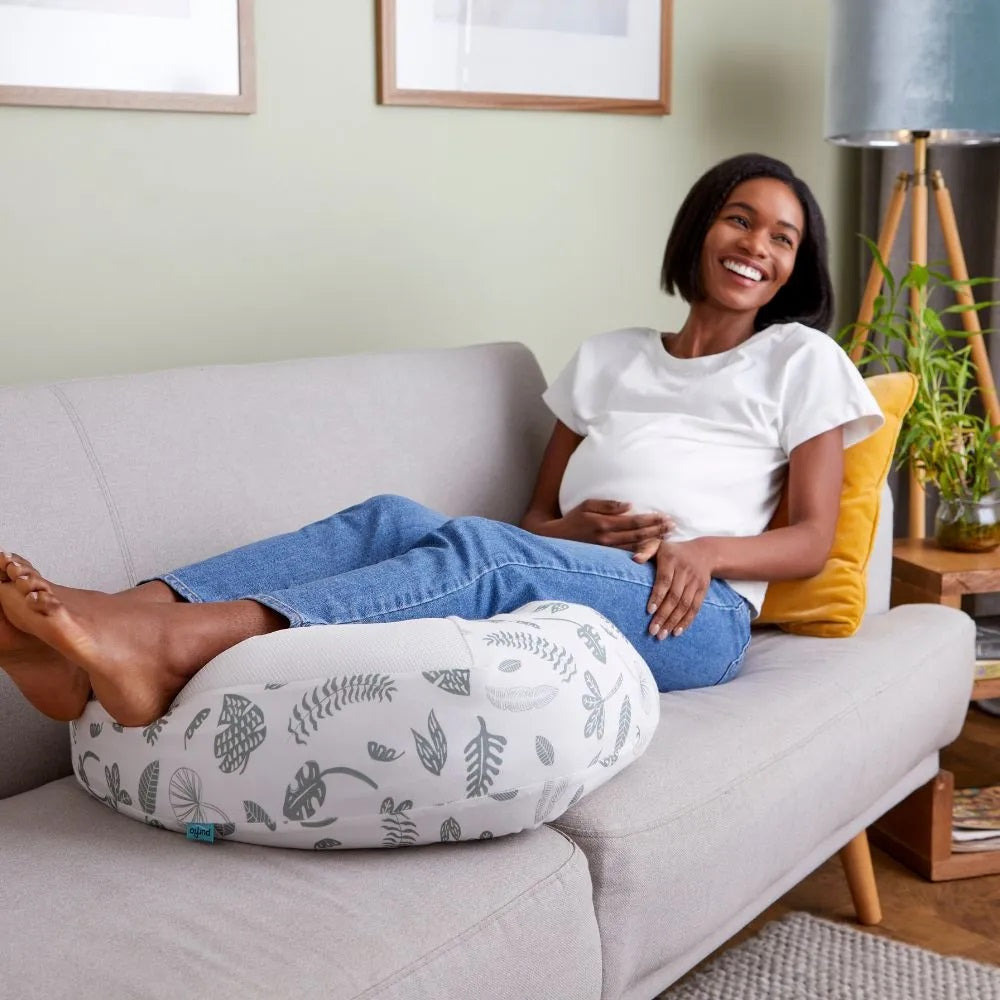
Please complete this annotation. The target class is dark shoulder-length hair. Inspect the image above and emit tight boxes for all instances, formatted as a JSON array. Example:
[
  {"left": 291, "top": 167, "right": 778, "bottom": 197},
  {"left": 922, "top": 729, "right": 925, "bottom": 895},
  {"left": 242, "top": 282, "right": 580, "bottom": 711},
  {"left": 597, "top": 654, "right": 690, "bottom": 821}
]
[{"left": 660, "top": 153, "right": 834, "bottom": 332}]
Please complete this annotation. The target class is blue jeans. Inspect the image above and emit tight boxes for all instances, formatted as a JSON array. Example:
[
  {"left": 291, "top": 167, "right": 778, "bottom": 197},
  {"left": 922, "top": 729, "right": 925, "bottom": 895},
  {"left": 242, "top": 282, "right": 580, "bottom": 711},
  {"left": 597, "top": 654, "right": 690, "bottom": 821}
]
[{"left": 159, "top": 495, "right": 751, "bottom": 692}]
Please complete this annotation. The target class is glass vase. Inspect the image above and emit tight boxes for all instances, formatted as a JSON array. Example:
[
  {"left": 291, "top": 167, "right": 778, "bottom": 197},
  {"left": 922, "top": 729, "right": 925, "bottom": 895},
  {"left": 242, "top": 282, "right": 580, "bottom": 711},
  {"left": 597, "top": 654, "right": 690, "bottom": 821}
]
[{"left": 934, "top": 492, "right": 1000, "bottom": 553}]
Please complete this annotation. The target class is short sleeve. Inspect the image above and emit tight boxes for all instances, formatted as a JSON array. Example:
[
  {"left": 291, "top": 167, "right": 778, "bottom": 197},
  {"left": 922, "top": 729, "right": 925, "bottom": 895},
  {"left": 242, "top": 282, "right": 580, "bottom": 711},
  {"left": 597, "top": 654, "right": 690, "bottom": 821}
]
[
  {"left": 779, "top": 331, "right": 884, "bottom": 454},
  {"left": 542, "top": 345, "right": 587, "bottom": 435}
]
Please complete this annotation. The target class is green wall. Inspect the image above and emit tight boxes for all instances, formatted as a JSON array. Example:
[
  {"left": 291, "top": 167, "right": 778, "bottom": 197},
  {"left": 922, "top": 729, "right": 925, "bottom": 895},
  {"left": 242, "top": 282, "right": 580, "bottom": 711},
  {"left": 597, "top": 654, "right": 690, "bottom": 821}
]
[{"left": 1, "top": 1, "right": 854, "bottom": 386}]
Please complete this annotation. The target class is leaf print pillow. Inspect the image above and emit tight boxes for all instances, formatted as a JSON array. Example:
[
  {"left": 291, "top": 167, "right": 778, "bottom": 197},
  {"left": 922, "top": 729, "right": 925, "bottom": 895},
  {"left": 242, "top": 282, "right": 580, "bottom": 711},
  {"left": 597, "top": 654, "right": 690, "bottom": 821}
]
[{"left": 70, "top": 602, "right": 660, "bottom": 850}]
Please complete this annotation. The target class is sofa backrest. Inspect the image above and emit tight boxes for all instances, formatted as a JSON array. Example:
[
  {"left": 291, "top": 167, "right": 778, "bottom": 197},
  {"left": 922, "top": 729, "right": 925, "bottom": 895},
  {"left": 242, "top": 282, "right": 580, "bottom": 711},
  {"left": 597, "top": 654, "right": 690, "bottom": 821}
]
[{"left": 0, "top": 343, "right": 551, "bottom": 799}]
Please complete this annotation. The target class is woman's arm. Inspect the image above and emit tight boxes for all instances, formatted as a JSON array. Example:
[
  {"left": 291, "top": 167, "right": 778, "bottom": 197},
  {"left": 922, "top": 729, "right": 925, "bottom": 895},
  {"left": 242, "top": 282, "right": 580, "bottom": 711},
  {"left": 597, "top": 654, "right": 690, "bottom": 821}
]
[
  {"left": 520, "top": 421, "right": 671, "bottom": 548},
  {"left": 642, "top": 426, "right": 844, "bottom": 638},
  {"left": 696, "top": 425, "right": 844, "bottom": 580}
]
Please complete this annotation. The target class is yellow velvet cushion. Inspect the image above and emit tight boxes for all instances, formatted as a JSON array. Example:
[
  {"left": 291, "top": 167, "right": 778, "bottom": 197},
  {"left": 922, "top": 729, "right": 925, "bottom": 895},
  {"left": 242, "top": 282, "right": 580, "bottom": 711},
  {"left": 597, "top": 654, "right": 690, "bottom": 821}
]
[{"left": 756, "top": 371, "right": 918, "bottom": 638}]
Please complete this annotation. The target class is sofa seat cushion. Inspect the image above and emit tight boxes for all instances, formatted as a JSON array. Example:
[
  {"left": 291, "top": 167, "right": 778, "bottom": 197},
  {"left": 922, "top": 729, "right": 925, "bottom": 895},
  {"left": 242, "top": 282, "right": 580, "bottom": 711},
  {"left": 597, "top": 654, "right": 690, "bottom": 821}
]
[
  {"left": 553, "top": 603, "right": 975, "bottom": 1000},
  {"left": 1, "top": 777, "right": 601, "bottom": 1000},
  {"left": 69, "top": 602, "right": 659, "bottom": 849}
]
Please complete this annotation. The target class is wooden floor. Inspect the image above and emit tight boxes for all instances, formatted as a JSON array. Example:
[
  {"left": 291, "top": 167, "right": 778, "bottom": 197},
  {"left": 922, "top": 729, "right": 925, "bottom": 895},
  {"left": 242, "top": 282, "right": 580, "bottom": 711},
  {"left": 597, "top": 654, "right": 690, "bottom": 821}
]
[{"left": 679, "top": 705, "right": 1000, "bottom": 987}]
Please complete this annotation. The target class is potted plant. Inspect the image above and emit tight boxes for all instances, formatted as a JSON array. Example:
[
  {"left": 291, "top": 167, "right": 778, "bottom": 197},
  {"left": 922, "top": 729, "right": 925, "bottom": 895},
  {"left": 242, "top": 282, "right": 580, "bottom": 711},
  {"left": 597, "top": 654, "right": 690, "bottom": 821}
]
[{"left": 840, "top": 240, "right": 1000, "bottom": 552}]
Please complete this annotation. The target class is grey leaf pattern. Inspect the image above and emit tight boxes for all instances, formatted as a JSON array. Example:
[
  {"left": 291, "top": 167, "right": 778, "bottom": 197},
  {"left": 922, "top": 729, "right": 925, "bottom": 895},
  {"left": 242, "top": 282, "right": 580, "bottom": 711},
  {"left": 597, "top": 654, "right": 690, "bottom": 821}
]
[
  {"left": 584, "top": 702, "right": 606, "bottom": 741},
  {"left": 498, "top": 659, "right": 522, "bottom": 672},
  {"left": 485, "top": 684, "right": 559, "bottom": 712},
  {"left": 138, "top": 760, "right": 160, "bottom": 814},
  {"left": 582, "top": 671, "right": 623, "bottom": 741},
  {"left": 214, "top": 694, "right": 266, "bottom": 775},
  {"left": 184, "top": 708, "right": 211, "bottom": 750},
  {"left": 282, "top": 761, "right": 377, "bottom": 823},
  {"left": 535, "top": 735, "right": 555, "bottom": 767},
  {"left": 89, "top": 722, "right": 103, "bottom": 738},
  {"left": 76, "top": 751, "right": 99, "bottom": 792},
  {"left": 142, "top": 711, "right": 171, "bottom": 746},
  {"left": 533, "top": 602, "right": 570, "bottom": 613},
  {"left": 110, "top": 722, "right": 125, "bottom": 733},
  {"left": 481, "top": 631, "right": 576, "bottom": 682},
  {"left": 614, "top": 696, "right": 632, "bottom": 755},
  {"left": 489, "top": 789, "right": 519, "bottom": 801},
  {"left": 103, "top": 763, "right": 131, "bottom": 812},
  {"left": 314, "top": 837, "right": 342, "bottom": 850},
  {"left": 479, "top": 831, "right": 494, "bottom": 840},
  {"left": 243, "top": 799, "right": 277, "bottom": 831},
  {"left": 567, "top": 785, "right": 586, "bottom": 810},
  {"left": 287, "top": 674, "right": 396, "bottom": 745},
  {"left": 422, "top": 669, "right": 471, "bottom": 696},
  {"left": 411, "top": 709, "right": 448, "bottom": 776},
  {"left": 168, "top": 767, "right": 231, "bottom": 828},
  {"left": 576, "top": 624, "right": 607, "bottom": 663},
  {"left": 380, "top": 797, "right": 418, "bottom": 847},
  {"left": 264, "top": 682, "right": 286, "bottom": 690},
  {"left": 464, "top": 716, "right": 506, "bottom": 797},
  {"left": 534, "top": 778, "right": 570, "bottom": 824},
  {"left": 367, "top": 741, "right": 405, "bottom": 762},
  {"left": 440, "top": 816, "right": 462, "bottom": 842}
]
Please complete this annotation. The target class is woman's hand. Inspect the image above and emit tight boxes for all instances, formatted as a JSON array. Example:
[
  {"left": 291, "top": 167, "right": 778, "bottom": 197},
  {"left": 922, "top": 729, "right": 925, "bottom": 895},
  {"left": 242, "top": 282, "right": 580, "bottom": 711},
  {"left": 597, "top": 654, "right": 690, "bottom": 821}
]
[
  {"left": 634, "top": 538, "right": 715, "bottom": 639},
  {"left": 554, "top": 499, "right": 673, "bottom": 550}
]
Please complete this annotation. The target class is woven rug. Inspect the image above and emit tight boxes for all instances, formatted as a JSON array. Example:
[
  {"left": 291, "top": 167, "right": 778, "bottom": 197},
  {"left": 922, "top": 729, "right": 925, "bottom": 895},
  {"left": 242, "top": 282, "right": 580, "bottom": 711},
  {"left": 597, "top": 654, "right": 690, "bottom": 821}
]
[{"left": 662, "top": 912, "right": 1000, "bottom": 999}]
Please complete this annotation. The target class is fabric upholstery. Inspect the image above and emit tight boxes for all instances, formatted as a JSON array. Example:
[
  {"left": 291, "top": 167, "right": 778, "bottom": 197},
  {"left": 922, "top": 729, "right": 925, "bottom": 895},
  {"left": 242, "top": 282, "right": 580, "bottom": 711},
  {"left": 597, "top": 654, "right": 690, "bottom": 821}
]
[
  {"left": 0, "top": 778, "right": 601, "bottom": 1000},
  {"left": 70, "top": 603, "right": 659, "bottom": 849},
  {"left": 554, "top": 602, "right": 974, "bottom": 1000},
  {"left": 757, "top": 372, "right": 918, "bottom": 636}
]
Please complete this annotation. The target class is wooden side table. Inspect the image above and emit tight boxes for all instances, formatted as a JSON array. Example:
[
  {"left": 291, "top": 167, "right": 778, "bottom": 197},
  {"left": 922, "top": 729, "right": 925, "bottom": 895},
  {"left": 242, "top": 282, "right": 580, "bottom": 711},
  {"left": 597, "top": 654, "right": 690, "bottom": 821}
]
[{"left": 869, "top": 538, "right": 1000, "bottom": 881}]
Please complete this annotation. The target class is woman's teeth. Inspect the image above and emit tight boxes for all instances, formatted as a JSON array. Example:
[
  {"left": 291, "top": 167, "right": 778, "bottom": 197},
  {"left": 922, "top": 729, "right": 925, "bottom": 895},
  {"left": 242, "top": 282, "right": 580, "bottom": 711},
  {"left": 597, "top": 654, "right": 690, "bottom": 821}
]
[{"left": 723, "top": 260, "right": 763, "bottom": 281}]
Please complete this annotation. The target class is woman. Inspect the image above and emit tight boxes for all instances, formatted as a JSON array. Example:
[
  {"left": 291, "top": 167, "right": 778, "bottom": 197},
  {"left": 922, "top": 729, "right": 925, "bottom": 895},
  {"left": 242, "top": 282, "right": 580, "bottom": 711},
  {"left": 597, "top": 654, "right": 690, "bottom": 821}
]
[{"left": 0, "top": 153, "right": 882, "bottom": 728}]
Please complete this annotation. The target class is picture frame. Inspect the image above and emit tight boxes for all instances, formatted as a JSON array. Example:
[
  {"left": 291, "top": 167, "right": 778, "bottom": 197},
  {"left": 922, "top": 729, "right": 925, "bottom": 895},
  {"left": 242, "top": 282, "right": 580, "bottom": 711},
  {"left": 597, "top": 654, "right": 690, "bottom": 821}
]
[
  {"left": 377, "top": 0, "right": 671, "bottom": 115},
  {"left": 0, "top": 0, "right": 255, "bottom": 114}
]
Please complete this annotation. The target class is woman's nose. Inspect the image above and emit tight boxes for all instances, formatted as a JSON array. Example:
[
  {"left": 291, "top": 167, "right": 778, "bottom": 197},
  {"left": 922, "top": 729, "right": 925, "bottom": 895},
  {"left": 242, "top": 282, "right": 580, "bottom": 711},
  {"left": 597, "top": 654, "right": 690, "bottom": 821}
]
[{"left": 737, "top": 227, "right": 768, "bottom": 257}]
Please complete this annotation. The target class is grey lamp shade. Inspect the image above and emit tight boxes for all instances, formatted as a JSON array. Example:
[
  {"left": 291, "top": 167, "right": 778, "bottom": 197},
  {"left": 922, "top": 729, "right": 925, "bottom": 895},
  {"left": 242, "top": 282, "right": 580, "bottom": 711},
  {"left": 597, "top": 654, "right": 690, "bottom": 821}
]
[{"left": 825, "top": 0, "right": 1000, "bottom": 146}]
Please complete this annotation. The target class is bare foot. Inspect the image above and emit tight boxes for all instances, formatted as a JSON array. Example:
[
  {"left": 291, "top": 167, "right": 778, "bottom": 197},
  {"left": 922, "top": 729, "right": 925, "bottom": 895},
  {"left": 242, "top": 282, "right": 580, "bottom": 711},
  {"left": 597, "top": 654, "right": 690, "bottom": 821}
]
[
  {"left": 0, "top": 554, "right": 179, "bottom": 721},
  {"left": 0, "top": 553, "right": 284, "bottom": 726}
]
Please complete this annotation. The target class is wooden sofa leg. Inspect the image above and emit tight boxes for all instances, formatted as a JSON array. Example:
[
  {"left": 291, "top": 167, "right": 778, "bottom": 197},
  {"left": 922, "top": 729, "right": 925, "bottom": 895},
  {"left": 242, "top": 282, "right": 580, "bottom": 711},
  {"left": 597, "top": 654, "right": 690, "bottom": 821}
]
[{"left": 838, "top": 830, "right": 883, "bottom": 925}]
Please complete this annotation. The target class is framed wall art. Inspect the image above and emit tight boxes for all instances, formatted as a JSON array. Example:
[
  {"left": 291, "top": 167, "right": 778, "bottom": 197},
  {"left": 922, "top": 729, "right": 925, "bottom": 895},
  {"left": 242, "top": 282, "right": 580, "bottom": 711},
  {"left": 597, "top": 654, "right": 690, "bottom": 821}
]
[
  {"left": 377, "top": 0, "right": 671, "bottom": 115},
  {"left": 0, "top": 0, "right": 255, "bottom": 113}
]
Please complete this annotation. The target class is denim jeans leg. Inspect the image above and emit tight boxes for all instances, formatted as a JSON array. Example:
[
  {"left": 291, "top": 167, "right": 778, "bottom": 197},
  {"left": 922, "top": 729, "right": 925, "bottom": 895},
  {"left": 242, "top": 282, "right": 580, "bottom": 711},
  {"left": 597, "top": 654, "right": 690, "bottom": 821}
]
[
  {"left": 157, "top": 494, "right": 449, "bottom": 604},
  {"left": 251, "top": 516, "right": 752, "bottom": 693}
]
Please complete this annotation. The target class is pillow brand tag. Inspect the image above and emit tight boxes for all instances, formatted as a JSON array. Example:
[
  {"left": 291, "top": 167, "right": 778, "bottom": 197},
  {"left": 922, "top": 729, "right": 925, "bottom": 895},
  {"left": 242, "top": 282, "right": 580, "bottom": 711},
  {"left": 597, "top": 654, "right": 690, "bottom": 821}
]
[{"left": 186, "top": 823, "right": 216, "bottom": 844}]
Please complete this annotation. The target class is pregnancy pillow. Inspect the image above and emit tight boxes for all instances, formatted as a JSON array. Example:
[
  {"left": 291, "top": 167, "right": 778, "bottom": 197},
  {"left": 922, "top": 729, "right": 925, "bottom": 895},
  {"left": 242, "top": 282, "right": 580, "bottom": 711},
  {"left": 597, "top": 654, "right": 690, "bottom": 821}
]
[{"left": 70, "top": 602, "right": 659, "bottom": 849}]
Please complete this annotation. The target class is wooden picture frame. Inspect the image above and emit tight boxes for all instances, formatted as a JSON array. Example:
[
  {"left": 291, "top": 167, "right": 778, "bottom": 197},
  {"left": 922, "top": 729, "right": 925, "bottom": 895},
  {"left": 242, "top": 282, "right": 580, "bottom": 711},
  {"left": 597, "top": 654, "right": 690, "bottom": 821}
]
[
  {"left": 377, "top": 0, "right": 671, "bottom": 115},
  {"left": 0, "top": 0, "right": 255, "bottom": 114}
]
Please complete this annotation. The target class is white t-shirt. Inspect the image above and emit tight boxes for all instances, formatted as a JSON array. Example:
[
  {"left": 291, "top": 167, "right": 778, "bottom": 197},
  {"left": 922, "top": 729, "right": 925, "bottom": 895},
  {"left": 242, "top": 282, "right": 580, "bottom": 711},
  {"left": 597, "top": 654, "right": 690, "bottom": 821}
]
[{"left": 542, "top": 324, "right": 884, "bottom": 616}]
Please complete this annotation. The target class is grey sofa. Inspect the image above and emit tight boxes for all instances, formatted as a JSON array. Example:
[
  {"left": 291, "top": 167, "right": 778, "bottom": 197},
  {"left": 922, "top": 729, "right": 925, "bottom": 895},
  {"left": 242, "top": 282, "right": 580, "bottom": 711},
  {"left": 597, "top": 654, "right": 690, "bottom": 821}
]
[{"left": 0, "top": 342, "right": 975, "bottom": 1000}]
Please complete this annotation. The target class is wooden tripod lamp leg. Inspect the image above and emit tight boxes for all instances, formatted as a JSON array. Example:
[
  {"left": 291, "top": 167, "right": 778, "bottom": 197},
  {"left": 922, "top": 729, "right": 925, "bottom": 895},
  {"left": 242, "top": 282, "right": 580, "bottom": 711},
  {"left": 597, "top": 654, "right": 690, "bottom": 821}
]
[
  {"left": 909, "top": 134, "right": 930, "bottom": 539},
  {"left": 838, "top": 830, "right": 883, "bottom": 925},
  {"left": 850, "top": 172, "right": 910, "bottom": 363},
  {"left": 932, "top": 169, "right": 1000, "bottom": 428}
]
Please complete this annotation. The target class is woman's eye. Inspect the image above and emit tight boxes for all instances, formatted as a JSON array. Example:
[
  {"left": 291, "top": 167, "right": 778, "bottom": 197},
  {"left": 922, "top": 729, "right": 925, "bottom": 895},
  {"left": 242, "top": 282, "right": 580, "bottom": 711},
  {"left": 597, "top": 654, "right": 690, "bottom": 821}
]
[
  {"left": 727, "top": 215, "right": 749, "bottom": 228},
  {"left": 773, "top": 233, "right": 793, "bottom": 246}
]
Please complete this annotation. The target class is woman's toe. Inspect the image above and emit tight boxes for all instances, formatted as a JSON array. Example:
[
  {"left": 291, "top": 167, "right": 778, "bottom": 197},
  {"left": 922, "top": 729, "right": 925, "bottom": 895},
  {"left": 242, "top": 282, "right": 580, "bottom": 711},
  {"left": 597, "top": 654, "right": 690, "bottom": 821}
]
[
  {"left": 12, "top": 570, "right": 52, "bottom": 598},
  {"left": 27, "top": 591, "right": 62, "bottom": 615}
]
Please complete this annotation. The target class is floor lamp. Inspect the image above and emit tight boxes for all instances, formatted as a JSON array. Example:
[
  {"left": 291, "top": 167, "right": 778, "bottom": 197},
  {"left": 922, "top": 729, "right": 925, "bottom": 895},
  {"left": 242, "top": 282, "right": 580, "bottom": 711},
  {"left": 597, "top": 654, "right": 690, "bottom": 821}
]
[{"left": 825, "top": 0, "right": 1000, "bottom": 538}]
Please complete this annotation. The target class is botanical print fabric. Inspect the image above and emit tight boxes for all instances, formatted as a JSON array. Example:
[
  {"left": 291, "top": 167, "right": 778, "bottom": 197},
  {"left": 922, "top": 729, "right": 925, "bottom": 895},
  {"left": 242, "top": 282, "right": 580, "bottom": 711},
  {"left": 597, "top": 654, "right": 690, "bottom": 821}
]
[{"left": 70, "top": 602, "right": 660, "bottom": 849}]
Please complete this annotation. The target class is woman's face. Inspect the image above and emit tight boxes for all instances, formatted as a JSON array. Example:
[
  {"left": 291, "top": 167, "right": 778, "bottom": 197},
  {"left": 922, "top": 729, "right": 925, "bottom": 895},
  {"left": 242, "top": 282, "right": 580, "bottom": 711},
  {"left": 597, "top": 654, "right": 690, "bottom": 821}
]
[{"left": 697, "top": 177, "right": 804, "bottom": 315}]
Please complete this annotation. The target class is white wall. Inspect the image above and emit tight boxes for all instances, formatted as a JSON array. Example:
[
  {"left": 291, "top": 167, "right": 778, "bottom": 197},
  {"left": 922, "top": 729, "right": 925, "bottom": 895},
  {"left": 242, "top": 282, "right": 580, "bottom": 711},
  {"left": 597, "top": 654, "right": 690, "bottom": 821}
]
[{"left": 1, "top": 1, "right": 854, "bottom": 386}]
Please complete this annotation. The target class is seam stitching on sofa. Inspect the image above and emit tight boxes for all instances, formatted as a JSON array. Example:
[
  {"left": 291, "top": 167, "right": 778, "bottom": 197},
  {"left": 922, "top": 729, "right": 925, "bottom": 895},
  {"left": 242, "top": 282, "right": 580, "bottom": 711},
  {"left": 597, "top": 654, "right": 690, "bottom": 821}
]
[
  {"left": 556, "top": 609, "right": 970, "bottom": 841},
  {"left": 350, "top": 831, "right": 593, "bottom": 1000},
  {"left": 50, "top": 386, "right": 138, "bottom": 587}
]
